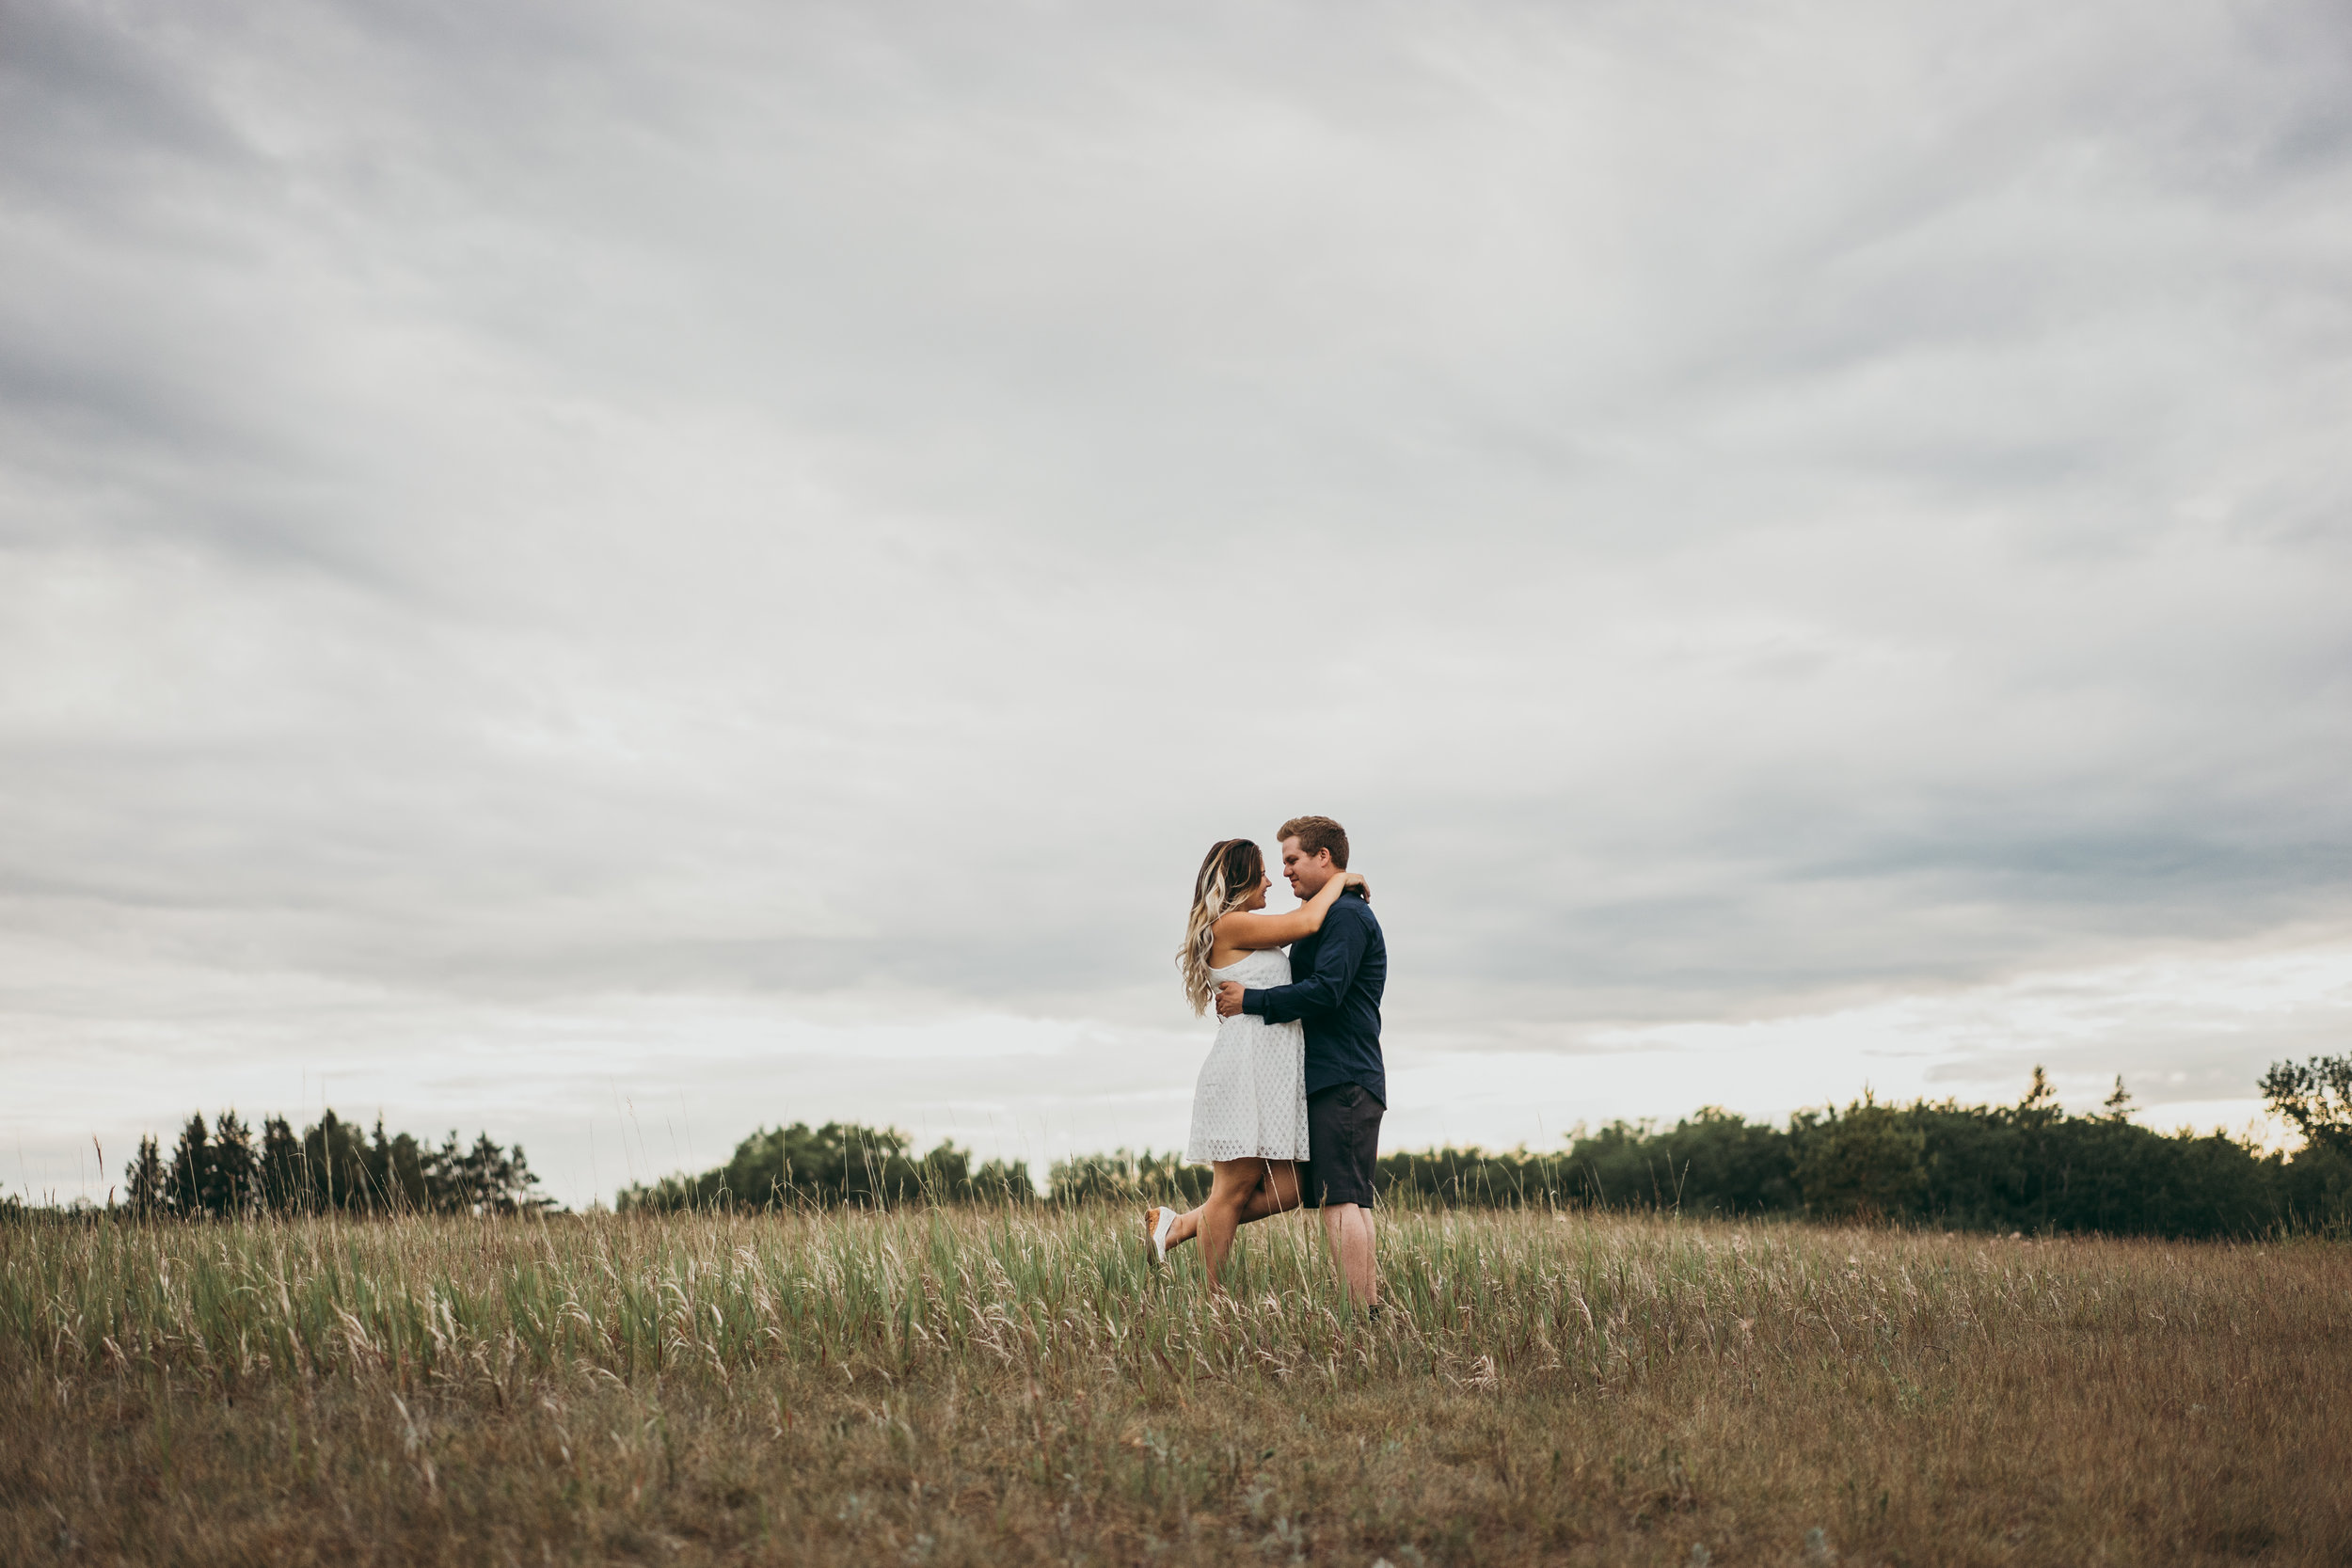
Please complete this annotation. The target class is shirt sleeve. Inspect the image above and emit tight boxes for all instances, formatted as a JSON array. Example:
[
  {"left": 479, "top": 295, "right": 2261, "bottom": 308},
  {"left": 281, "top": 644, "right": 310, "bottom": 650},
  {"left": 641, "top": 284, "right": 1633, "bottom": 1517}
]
[{"left": 1242, "top": 900, "right": 1369, "bottom": 1022}]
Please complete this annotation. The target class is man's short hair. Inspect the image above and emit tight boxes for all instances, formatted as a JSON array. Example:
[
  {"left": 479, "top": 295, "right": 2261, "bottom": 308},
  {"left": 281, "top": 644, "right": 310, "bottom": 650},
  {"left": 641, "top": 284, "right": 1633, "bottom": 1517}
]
[{"left": 1277, "top": 816, "right": 1349, "bottom": 870}]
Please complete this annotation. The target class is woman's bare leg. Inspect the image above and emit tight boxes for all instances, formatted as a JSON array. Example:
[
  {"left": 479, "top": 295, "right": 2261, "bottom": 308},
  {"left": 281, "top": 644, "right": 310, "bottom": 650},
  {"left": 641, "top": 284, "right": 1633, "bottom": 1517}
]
[
  {"left": 1244, "top": 1160, "right": 1300, "bottom": 1221},
  {"left": 1195, "top": 1158, "right": 1269, "bottom": 1291},
  {"left": 1157, "top": 1159, "right": 1299, "bottom": 1253}
]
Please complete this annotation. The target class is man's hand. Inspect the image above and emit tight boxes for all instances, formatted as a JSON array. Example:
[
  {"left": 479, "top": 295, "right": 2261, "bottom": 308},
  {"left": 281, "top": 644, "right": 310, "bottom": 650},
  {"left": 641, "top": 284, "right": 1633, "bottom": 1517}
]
[{"left": 1215, "top": 981, "right": 1247, "bottom": 1018}]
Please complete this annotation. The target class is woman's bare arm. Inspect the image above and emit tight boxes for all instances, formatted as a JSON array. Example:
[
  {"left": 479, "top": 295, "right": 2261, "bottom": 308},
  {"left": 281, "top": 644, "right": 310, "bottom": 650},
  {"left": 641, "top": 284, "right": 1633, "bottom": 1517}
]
[{"left": 1212, "top": 871, "right": 1366, "bottom": 954}]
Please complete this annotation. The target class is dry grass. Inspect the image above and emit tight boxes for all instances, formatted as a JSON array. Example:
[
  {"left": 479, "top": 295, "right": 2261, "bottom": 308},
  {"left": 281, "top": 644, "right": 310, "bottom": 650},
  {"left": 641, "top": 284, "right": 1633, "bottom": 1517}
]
[{"left": 3, "top": 1204, "right": 2347, "bottom": 1565}]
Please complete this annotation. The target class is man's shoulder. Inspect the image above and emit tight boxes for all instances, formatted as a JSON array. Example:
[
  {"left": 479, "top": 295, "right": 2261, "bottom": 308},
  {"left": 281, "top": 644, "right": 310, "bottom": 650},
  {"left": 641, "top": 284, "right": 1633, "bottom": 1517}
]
[{"left": 1331, "top": 894, "right": 1382, "bottom": 931}]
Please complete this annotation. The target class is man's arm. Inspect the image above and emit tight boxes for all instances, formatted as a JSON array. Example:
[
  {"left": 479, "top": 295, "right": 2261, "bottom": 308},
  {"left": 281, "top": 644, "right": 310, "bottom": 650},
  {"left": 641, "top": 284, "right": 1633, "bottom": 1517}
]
[{"left": 1242, "top": 902, "right": 1368, "bottom": 1023}]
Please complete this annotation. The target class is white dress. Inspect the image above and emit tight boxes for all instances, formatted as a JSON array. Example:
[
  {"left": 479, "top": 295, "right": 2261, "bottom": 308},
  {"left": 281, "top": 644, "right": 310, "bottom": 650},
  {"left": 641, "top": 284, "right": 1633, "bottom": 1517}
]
[{"left": 1185, "top": 948, "right": 1311, "bottom": 1163}]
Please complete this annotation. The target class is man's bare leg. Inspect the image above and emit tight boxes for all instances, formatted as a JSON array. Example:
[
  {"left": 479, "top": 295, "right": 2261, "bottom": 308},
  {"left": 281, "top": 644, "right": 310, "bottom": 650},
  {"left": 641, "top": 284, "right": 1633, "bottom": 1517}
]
[
  {"left": 1319, "top": 1202, "right": 1378, "bottom": 1311},
  {"left": 1152, "top": 1160, "right": 1299, "bottom": 1255}
]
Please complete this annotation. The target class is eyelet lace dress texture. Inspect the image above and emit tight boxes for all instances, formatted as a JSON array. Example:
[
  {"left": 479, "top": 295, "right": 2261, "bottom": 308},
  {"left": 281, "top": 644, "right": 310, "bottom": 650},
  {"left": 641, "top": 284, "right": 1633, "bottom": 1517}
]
[{"left": 1184, "top": 947, "right": 1311, "bottom": 1163}]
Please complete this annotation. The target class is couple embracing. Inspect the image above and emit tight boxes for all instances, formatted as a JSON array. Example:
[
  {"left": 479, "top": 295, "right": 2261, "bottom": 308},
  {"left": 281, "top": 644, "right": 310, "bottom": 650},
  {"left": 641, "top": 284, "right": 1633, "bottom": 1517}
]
[{"left": 1146, "top": 815, "right": 1387, "bottom": 1317}]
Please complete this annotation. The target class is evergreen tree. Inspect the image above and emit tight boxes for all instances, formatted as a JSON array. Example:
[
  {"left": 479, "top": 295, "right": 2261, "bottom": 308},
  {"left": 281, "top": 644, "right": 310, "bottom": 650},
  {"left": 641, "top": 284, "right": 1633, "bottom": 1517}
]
[
  {"left": 437, "top": 1132, "right": 551, "bottom": 1215},
  {"left": 302, "top": 1110, "right": 373, "bottom": 1211},
  {"left": 371, "top": 1118, "right": 431, "bottom": 1212},
  {"left": 260, "top": 1117, "right": 304, "bottom": 1213},
  {"left": 103, "top": 1107, "right": 558, "bottom": 1221},
  {"left": 122, "top": 1134, "right": 166, "bottom": 1219},
  {"left": 2020, "top": 1065, "right": 2059, "bottom": 1118},
  {"left": 211, "top": 1111, "right": 260, "bottom": 1215},
  {"left": 165, "top": 1115, "right": 212, "bottom": 1216}
]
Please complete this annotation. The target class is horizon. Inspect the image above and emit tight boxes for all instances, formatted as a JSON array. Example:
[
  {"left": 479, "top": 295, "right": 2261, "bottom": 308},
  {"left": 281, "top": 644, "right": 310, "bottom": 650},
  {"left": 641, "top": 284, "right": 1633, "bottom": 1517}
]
[{"left": 19, "top": 1052, "right": 2313, "bottom": 1213}]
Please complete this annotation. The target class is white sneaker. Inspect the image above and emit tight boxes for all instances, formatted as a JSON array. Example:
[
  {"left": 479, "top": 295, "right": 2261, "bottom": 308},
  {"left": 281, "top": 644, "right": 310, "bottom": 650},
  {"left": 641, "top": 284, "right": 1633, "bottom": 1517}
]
[{"left": 1147, "top": 1206, "right": 1178, "bottom": 1263}]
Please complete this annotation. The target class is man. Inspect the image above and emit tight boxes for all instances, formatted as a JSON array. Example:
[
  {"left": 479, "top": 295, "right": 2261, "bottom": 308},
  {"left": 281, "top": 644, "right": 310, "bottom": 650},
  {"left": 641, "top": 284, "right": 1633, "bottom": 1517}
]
[{"left": 1213, "top": 814, "right": 1388, "bottom": 1314}]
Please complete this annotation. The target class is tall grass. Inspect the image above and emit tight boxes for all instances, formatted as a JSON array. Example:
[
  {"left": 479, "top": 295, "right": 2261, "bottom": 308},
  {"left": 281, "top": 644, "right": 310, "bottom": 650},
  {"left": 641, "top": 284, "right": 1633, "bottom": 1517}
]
[
  {"left": 9, "top": 1202, "right": 2273, "bottom": 1391},
  {"left": 5, "top": 1204, "right": 2348, "bottom": 1564}
]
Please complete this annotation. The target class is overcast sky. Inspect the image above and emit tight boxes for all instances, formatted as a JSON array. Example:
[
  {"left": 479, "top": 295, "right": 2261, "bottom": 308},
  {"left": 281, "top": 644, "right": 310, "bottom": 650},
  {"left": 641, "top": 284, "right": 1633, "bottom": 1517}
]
[{"left": 5, "top": 0, "right": 2349, "bottom": 1206}]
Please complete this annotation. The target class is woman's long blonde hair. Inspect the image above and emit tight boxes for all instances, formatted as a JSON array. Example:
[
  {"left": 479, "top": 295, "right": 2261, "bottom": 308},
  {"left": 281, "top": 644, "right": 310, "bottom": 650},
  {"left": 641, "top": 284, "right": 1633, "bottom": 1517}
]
[{"left": 1177, "top": 838, "right": 1265, "bottom": 1015}]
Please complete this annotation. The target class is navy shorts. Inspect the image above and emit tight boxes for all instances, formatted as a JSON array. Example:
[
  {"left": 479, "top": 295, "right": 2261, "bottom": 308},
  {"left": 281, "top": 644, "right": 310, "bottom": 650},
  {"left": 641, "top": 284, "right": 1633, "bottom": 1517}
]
[{"left": 1300, "top": 1083, "right": 1384, "bottom": 1209}]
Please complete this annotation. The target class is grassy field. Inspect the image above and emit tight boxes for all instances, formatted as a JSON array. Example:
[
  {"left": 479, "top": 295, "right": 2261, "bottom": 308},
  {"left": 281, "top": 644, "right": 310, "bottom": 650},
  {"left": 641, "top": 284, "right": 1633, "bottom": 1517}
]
[{"left": 3, "top": 1205, "right": 2347, "bottom": 1566}]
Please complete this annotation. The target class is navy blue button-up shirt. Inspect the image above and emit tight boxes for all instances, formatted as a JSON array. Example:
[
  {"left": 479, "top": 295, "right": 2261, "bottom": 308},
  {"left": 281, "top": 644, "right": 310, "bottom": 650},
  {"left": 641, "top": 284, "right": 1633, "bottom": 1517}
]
[{"left": 1242, "top": 889, "right": 1386, "bottom": 1106}]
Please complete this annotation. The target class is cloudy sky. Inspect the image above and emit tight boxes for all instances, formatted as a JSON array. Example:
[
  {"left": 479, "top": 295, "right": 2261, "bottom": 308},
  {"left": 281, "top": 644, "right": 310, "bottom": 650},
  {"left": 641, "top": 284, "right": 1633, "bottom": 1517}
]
[{"left": 5, "top": 0, "right": 2349, "bottom": 1206}]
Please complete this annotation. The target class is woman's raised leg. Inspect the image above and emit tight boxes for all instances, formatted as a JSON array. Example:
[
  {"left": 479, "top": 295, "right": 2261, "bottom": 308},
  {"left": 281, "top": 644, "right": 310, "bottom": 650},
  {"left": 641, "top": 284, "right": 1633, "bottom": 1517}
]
[
  {"left": 1195, "top": 1158, "right": 1268, "bottom": 1291},
  {"left": 1151, "top": 1158, "right": 1298, "bottom": 1259},
  {"left": 1240, "top": 1159, "right": 1299, "bottom": 1221}
]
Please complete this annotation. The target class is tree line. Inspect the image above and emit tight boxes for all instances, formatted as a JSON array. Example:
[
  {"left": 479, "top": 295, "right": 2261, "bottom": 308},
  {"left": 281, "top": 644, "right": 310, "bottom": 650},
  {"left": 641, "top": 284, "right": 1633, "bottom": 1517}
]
[
  {"left": 22, "top": 1053, "right": 2348, "bottom": 1236},
  {"left": 113, "top": 1108, "right": 551, "bottom": 1218},
  {"left": 616, "top": 1121, "right": 1034, "bottom": 1212},
  {"left": 626, "top": 1058, "right": 2352, "bottom": 1239},
  {"left": 1376, "top": 1067, "right": 2352, "bottom": 1238},
  {"left": 612, "top": 1128, "right": 1206, "bottom": 1212}
]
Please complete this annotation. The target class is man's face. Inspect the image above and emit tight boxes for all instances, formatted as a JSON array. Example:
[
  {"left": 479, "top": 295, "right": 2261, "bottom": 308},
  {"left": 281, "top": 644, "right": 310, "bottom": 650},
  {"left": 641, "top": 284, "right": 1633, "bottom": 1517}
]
[{"left": 1279, "top": 836, "right": 1336, "bottom": 900}]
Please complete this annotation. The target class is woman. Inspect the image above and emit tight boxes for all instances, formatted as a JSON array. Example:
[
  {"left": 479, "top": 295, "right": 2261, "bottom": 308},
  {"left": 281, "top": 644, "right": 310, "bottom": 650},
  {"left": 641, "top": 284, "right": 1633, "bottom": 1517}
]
[{"left": 1146, "top": 836, "right": 1364, "bottom": 1291}]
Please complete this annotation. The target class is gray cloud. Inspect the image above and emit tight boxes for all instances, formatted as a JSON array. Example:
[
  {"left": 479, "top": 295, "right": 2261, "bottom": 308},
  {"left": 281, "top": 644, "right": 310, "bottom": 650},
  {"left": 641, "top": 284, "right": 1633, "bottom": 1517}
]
[{"left": 3, "top": 0, "right": 2349, "bottom": 1199}]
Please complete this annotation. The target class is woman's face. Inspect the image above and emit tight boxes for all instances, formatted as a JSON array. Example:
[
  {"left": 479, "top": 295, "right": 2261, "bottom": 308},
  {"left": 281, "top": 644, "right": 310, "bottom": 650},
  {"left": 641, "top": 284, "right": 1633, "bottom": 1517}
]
[{"left": 1243, "top": 871, "right": 1271, "bottom": 911}]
